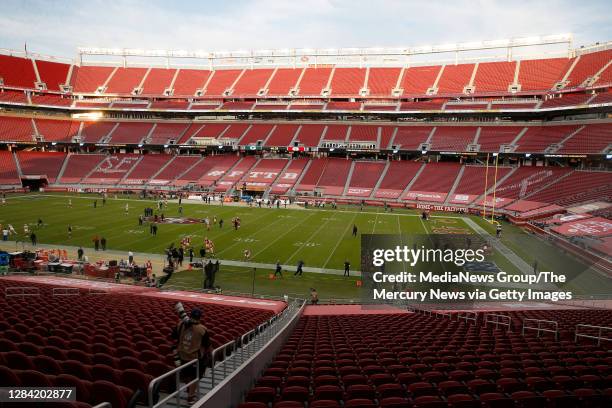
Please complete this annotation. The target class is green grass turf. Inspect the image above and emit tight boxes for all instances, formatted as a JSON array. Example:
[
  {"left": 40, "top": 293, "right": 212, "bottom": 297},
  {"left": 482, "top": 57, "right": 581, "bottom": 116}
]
[
  {"left": 471, "top": 216, "right": 610, "bottom": 295},
  {"left": 166, "top": 265, "right": 362, "bottom": 301},
  {"left": 1, "top": 194, "right": 429, "bottom": 271},
  {"left": 1, "top": 193, "right": 606, "bottom": 299}
]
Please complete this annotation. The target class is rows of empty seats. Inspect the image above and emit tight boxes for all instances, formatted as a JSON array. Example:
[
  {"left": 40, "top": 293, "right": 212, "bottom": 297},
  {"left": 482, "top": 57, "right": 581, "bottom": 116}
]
[
  {"left": 346, "top": 162, "right": 387, "bottom": 197},
  {"left": 151, "top": 155, "right": 201, "bottom": 185},
  {"left": 0, "top": 279, "right": 275, "bottom": 408},
  {"left": 105, "top": 67, "right": 148, "bottom": 95},
  {"left": 473, "top": 61, "right": 516, "bottom": 93},
  {"left": 429, "top": 127, "right": 477, "bottom": 152},
  {"left": 565, "top": 50, "right": 612, "bottom": 88},
  {"left": 514, "top": 126, "right": 580, "bottom": 153},
  {"left": 0, "top": 116, "right": 34, "bottom": 142},
  {"left": 0, "top": 151, "right": 20, "bottom": 185},
  {"left": 375, "top": 162, "right": 423, "bottom": 199},
  {"left": 404, "top": 163, "right": 461, "bottom": 202},
  {"left": 3, "top": 151, "right": 611, "bottom": 210},
  {"left": 449, "top": 166, "right": 513, "bottom": 204},
  {"left": 241, "top": 158, "right": 288, "bottom": 186},
  {"left": 315, "top": 158, "right": 352, "bottom": 195},
  {"left": 147, "top": 122, "right": 189, "bottom": 145},
  {"left": 240, "top": 312, "right": 611, "bottom": 408},
  {"left": 489, "top": 167, "right": 573, "bottom": 204},
  {"left": 216, "top": 156, "right": 258, "bottom": 191},
  {"left": 270, "top": 158, "right": 309, "bottom": 194},
  {"left": 57, "top": 154, "right": 105, "bottom": 184},
  {"left": 526, "top": 171, "right": 612, "bottom": 206},
  {"left": 107, "top": 122, "right": 153, "bottom": 144},
  {"left": 477, "top": 127, "right": 524, "bottom": 153},
  {"left": 16, "top": 151, "right": 66, "bottom": 183},
  {"left": 0, "top": 50, "right": 609, "bottom": 97},
  {"left": 122, "top": 154, "right": 173, "bottom": 184},
  {"left": 83, "top": 154, "right": 141, "bottom": 184},
  {"left": 558, "top": 124, "right": 611, "bottom": 154}
]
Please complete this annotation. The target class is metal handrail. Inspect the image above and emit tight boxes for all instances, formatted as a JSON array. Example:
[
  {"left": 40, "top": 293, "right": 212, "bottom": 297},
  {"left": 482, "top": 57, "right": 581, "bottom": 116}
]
[
  {"left": 52, "top": 287, "right": 80, "bottom": 296},
  {"left": 147, "top": 358, "right": 199, "bottom": 408},
  {"left": 148, "top": 299, "right": 298, "bottom": 407},
  {"left": 240, "top": 329, "right": 257, "bottom": 361},
  {"left": 575, "top": 324, "right": 612, "bottom": 346},
  {"left": 5, "top": 286, "right": 39, "bottom": 298},
  {"left": 457, "top": 311, "right": 478, "bottom": 324},
  {"left": 522, "top": 318, "right": 559, "bottom": 341},
  {"left": 210, "top": 340, "right": 236, "bottom": 388},
  {"left": 88, "top": 288, "right": 109, "bottom": 295},
  {"left": 484, "top": 313, "right": 512, "bottom": 331}
]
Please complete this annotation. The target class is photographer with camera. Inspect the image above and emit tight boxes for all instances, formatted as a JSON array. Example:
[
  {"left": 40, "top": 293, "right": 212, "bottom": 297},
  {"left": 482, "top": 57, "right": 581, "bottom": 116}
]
[{"left": 171, "top": 302, "right": 211, "bottom": 404}]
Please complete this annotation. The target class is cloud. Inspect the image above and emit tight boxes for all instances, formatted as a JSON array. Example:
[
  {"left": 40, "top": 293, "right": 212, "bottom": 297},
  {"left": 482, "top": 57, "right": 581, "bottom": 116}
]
[{"left": 0, "top": 0, "right": 609, "bottom": 59}]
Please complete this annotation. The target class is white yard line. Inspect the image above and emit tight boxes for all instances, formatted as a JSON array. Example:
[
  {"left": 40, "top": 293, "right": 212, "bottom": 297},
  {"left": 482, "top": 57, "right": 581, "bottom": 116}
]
[
  {"left": 252, "top": 211, "right": 318, "bottom": 259},
  {"left": 284, "top": 216, "right": 337, "bottom": 265},
  {"left": 321, "top": 212, "right": 358, "bottom": 270}
]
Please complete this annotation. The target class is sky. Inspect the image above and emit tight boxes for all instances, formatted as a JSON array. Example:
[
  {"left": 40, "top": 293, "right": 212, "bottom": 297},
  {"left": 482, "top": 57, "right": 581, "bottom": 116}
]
[{"left": 0, "top": 0, "right": 610, "bottom": 60}]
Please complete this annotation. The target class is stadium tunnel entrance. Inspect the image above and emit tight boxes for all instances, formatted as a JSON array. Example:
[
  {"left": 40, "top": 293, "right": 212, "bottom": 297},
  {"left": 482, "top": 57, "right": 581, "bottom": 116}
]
[{"left": 21, "top": 175, "right": 47, "bottom": 191}]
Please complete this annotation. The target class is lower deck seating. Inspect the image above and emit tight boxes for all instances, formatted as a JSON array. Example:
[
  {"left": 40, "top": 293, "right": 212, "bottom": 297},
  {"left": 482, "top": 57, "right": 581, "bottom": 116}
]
[
  {"left": 241, "top": 312, "right": 611, "bottom": 408},
  {"left": 0, "top": 151, "right": 20, "bottom": 185},
  {"left": 16, "top": 151, "right": 66, "bottom": 183},
  {"left": 526, "top": 171, "right": 612, "bottom": 206},
  {"left": 316, "top": 158, "right": 352, "bottom": 195},
  {"left": 0, "top": 279, "right": 275, "bottom": 408},
  {"left": 57, "top": 154, "right": 106, "bottom": 184}
]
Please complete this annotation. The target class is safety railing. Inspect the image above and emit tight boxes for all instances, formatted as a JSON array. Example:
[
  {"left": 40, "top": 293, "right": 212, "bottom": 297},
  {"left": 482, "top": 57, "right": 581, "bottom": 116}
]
[
  {"left": 210, "top": 340, "right": 236, "bottom": 388},
  {"left": 88, "top": 288, "right": 109, "bottom": 295},
  {"left": 147, "top": 358, "right": 199, "bottom": 408},
  {"left": 5, "top": 286, "right": 40, "bottom": 298},
  {"left": 52, "top": 287, "right": 80, "bottom": 296},
  {"left": 193, "top": 298, "right": 306, "bottom": 408},
  {"left": 206, "top": 299, "right": 301, "bottom": 390},
  {"left": 522, "top": 318, "right": 559, "bottom": 341},
  {"left": 239, "top": 329, "right": 257, "bottom": 361},
  {"left": 484, "top": 313, "right": 512, "bottom": 331},
  {"left": 575, "top": 324, "right": 611, "bottom": 346},
  {"left": 148, "top": 299, "right": 298, "bottom": 407},
  {"left": 456, "top": 311, "right": 478, "bottom": 324}
]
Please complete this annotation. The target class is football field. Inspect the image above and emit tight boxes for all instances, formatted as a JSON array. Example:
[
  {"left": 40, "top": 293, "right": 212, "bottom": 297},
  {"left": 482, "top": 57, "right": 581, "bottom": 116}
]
[
  {"left": 1, "top": 193, "right": 471, "bottom": 271},
  {"left": 0, "top": 193, "right": 607, "bottom": 299}
]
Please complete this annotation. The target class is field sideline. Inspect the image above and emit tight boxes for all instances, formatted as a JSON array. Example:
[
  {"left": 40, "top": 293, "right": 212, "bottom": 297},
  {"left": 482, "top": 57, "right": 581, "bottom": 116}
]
[
  {"left": 0, "top": 193, "right": 607, "bottom": 297},
  {"left": 0, "top": 193, "right": 468, "bottom": 272}
]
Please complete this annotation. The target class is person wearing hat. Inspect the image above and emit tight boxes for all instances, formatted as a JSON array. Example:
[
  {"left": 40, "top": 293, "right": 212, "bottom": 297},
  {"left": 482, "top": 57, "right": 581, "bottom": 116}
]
[{"left": 176, "top": 308, "right": 211, "bottom": 404}]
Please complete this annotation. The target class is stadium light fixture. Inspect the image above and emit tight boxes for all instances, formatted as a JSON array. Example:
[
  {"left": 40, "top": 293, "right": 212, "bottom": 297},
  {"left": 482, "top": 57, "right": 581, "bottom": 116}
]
[
  {"left": 77, "top": 33, "right": 574, "bottom": 64},
  {"left": 72, "top": 111, "right": 103, "bottom": 120},
  {"left": 606, "top": 154, "right": 612, "bottom": 160},
  {"left": 421, "top": 150, "right": 427, "bottom": 155},
  {"left": 525, "top": 153, "right": 532, "bottom": 158},
  {"left": 137, "top": 144, "right": 143, "bottom": 148},
  {"left": 163, "top": 144, "right": 169, "bottom": 148},
  {"left": 79, "top": 143, "right": 84, "bottom": 147},
  {"left": 492, "top": 152, "right": 498, "bottom": 157},
  {"left": 393, "top": 149, "right": 399, "bottom": 154},
  {"left": 51, "top": 142, "right": 57, "bottom": 146}
]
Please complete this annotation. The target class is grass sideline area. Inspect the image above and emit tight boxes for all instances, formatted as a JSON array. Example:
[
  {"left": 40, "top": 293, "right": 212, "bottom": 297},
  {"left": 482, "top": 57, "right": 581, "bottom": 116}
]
[
  {"left": 0, "top": 192, "right": 606, "bottom": 299},
  {"left": 168, "top": 265, "right": 362, "bottom": 301}
]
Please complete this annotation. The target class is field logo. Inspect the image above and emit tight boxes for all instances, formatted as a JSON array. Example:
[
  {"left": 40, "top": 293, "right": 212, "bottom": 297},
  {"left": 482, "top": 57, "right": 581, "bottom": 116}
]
[{"left": 144, "top": 216, "right": 202, "bottom": 225}]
